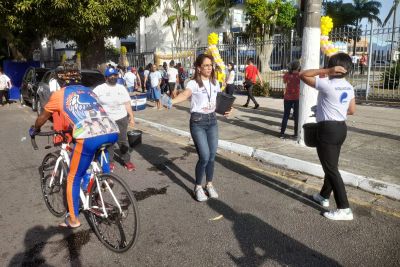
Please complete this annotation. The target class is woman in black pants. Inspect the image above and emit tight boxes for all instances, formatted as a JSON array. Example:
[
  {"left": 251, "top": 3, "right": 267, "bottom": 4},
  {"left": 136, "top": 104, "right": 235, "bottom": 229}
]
[
  {"left": 300, "top": 53, "right": 356, "bottom": 221},
  {"left": 225, "top": 62, "right": 236, "bottom": 95}
]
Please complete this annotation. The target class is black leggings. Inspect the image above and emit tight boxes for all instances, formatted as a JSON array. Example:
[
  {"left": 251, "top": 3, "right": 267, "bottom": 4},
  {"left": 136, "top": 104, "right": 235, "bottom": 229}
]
[
  {"left": 0, "top": 90, "right": 8, "bottom": 104},
  {"left": 316, "top": 121, "right": 349, "bottom": 209},
  {"left": 244, "top": 83, "right": 258, "bottom": 105},
  {"left": 225, "top": 84, "right": 235, "bottom": 95}
]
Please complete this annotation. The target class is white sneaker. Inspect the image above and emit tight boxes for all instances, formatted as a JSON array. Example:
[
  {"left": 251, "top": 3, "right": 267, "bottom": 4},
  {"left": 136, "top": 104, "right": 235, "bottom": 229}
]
[
  {"left": 313, "top": 193, "right": 329, "bottom": 207},
  {"left": 205, "top": 185, "right": 219, "bottom": 199},
  {"left": 323, "top": 208, "right": 354, "bottom": 221},
  {"left": 194, "top": 187, "right": 208, "bottom": 202}
]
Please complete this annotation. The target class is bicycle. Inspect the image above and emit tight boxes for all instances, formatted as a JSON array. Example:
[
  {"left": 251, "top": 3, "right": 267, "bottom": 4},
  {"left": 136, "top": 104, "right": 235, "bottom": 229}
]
[{"left": 31, "top": 130, "right": 140, "bottom": 253}]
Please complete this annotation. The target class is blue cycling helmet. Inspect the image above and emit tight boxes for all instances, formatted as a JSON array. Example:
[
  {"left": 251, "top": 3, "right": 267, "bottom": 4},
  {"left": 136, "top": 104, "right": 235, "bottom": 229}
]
[{"left": 104, "top": 67, "right": 119, "bottom": 77}]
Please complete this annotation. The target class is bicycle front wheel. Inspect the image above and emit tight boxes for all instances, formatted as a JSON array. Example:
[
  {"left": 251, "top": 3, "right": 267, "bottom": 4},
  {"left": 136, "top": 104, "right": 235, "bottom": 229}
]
[
  {"left": 89, "top": 173, "right": 140, "bottom": 253},
  {"left": 40, "top": 152, "right": 68, "bottom": 217}
]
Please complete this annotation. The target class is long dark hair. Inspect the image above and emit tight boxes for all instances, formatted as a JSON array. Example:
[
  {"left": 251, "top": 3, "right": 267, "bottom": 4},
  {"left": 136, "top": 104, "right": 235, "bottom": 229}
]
[{"left": 192, "top": 54, "right": 216, "bottom": 87}]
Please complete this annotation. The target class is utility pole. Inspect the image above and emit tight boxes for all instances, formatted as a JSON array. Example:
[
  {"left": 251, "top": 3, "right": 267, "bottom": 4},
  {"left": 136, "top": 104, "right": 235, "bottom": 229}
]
[{"left": 298, "top": 0, "right": 322, "bottom": 145}]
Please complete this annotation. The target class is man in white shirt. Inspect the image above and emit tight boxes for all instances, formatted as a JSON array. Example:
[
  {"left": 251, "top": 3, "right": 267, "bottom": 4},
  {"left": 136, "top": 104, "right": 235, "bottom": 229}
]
[
  {"left": 167, "top": 61, "right": 179, "bottom": 98},
  {"left": 123, "top": 66, "right": 137, "bottom": 93},
  {"left": 149, "top": 64, "right": 162, "bottom": 109},
  {"left": 0, "top": 67, "right": 12, "bottom": 105},
  {"left": 93, "top": 67, "right": 136, "bottom": 171}
]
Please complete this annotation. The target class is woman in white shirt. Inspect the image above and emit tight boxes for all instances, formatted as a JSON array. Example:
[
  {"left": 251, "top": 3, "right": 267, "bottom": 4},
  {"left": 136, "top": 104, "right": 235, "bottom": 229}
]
[
  {"left": 225, "top": 62, "right": 235, "bottom": 95},
  {"left": 300, "top": 53, "right": 356, "bottom": 221},
  {"left": 169, "top": 54, "right": 232, "bottom": 201}
]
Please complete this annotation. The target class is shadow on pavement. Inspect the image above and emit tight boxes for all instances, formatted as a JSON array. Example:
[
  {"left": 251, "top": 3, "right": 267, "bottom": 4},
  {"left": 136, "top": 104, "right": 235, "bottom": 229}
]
[
  {"left": 235, "top": 106, "right": 284, "bottom": 119},
  {"left": 346, "top": 126, "right": 400, "bottom": 141},
  {"left": 215, "top": 156, "right": 325, "bottom": 213},
  {"left": 207, "top": 199, "right": 340, "bottom": 267},
  {"left": 135, "top": 143, "right": 195, "bottom": 197},
  {"left": 8, "top": 225, "right": 89, "bottom": 267},
  {"left": 242, "top": 115, "right": 292, "bottom": 130}
]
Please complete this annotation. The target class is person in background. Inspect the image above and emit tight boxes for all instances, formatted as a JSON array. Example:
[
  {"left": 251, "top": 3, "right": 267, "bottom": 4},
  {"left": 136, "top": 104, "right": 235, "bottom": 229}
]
[
  {"left": 359, "top": 53, "right": 367, "bottom": 75},
  {"left": 123, "top": 66, "right": 137, "bottom": 93},
  {"left": 159, "top": 63, "right": 169, "bottom": 94},
  {"left": 300, "top": 52, "right": 356, "bottom": 221},
  {"left": 144, "top": 63, "right": 153, "bottom": 101},
  {"left": 243, "top": 58, "right": 263, "bottom": 109},
  {"left": 280, "top": 61, "right": 300, "bottom": 139},
  {"left": 167, "top": 54, "right": 232, "bottom": 202},
  {"left": 49, "top": 67, "right": 61, "bottom": 93},
  {"left": 177, "top": 63, "right": 186, "bottom": 90},
  {"left": 149, "top": 64, "right": 162, "bottom": 110},
  {"left": 0, "top": 67, "right": 12, "bottom": 105},
  {"left": 93, "top": 67, "right": 136, "bottom": 172},
  {"left": 131, "top": 67, "right": 142, "bottom": 91},
  {"left": 138, "top": 66, "right": 145, "bottom": 93},
  {"left": 167, "top": 60, "right": 179, "bottom": 98},
  {"left": 225, "top": 62, "right": 236, "bottom": 96}
]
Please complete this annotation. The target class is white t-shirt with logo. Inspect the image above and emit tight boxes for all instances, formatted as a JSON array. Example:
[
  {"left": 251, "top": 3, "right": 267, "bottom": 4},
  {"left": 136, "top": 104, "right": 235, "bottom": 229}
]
[
  {"left": 0, "top": 74, "right": 11, "bottom": 90},
  {"left": 315, "top": 77, "right": 355, "bottom": 122},
  {"left": 167, "top": 67, "right": 179, "bottom": 83},
  {"left": 93, "top": 83, "right": 131, "bottom": 121},
  {"left": 124, "top": 72, "right": 136, "bottom": 87},
  {"left": 149, "top": 71, "right": 162, "bottom": 88},
  {"left": 186, "top": 79, "right": 221, "bottom": 114}
]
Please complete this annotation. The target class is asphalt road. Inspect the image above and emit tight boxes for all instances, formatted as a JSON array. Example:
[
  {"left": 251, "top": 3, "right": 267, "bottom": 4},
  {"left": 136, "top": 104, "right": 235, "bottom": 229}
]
[{"left": 1, "top": 104, "right": 399, "bottom": 267}]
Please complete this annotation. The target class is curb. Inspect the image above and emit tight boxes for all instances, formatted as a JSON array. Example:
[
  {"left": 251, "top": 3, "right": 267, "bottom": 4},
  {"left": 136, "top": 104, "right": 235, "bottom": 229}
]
[{"left": 135, "top": 117, "right": 400, "bottom": 201}]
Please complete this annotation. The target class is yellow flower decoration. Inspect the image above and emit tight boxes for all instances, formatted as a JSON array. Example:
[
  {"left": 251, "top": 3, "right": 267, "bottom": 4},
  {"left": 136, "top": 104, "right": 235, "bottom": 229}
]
[
  {"left": 208, "top": 32, "right": 219, "bottom": 45},
  {"left": 120, "top": 46, "right": 127, "bottom": 55},
  {"left": 320, "top": 16, "right": 334, "bottom": 36},
  {"left": 320, "top": 16, "right": 338, "bottom": 57}
]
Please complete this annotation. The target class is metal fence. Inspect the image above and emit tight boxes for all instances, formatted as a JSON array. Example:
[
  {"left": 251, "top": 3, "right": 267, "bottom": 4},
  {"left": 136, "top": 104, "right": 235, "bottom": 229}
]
[{"left": 114, "top": 25, "right": 400, "bottom": 101}]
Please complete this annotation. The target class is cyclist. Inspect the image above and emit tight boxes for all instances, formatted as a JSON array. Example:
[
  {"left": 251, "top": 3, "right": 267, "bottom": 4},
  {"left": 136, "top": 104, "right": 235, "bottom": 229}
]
[{"left": 29, "top": 67, "right": 119, "bottom": 228}]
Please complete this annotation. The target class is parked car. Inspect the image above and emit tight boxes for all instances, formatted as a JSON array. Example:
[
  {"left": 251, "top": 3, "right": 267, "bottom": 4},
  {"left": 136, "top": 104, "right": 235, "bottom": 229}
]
[
  {"left": 20, "top": 67, "right": 50, "bottom": 111},
  {"left": 373, "top": 60, "right": 391, "bottom": 67},
  {"left": 36, "top": 69, "right": 104, "bottom": 115}
]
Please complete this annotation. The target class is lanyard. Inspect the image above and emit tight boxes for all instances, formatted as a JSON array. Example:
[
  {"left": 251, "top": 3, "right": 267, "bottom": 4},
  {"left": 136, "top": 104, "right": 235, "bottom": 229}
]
[{"left": 205, "top": 80, "right": 212, "bottom": 105}]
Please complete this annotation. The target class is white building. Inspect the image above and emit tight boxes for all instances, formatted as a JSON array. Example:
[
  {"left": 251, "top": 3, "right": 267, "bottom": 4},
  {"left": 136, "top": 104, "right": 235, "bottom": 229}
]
[{"left": 136, "top": 1, "right": 247, "bottom": 53}]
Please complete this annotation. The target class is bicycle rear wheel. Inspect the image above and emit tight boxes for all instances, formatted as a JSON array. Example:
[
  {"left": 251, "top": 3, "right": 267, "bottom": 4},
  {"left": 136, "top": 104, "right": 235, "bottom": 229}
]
[
  {"left": 89, "top": 173, "right": 140, "bottom": 253},
  {"left": 40, "top": 152, "right": 68, "bottom": 217}
]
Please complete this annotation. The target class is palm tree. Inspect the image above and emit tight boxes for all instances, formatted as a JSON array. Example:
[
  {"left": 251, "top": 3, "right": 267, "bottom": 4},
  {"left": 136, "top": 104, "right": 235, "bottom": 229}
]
[
  {"left": 383, "top": 0, "right": 399, "bottom": 60},
  {"left": 350, "top": 0, "right": 382, "bottom": 55},
  {"left": 199, "top": 0, "right": 235, "bottom": 28},
  {"left": 163, "top": 0, "right": 197, "bottom": 48}
]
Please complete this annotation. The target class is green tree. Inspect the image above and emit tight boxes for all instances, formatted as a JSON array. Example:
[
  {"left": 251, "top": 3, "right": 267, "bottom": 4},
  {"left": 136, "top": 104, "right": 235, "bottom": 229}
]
[
  {"left": 326, "top": 0, "right": 381, "bottom": 55},
  {"left": 199, "top": 0, "right": 236, "bottom": 28},
  {"left": 1, "top": 0, "right": 158, "bottom": 68},
  {"left": 325, "top": 1, "right": 357, "bottom": 28},
  {"left": 245, "top": 0, "right": 297, "bottom": 72},
  {"left": 163, "top": 0, "right": 198, "bottom": 48}
]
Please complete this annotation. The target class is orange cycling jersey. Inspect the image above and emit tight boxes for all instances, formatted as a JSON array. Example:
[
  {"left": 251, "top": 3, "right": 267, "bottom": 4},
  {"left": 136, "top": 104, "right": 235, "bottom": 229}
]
[{"left": 45, "top": 85, "right": 119, "bottom": 139}]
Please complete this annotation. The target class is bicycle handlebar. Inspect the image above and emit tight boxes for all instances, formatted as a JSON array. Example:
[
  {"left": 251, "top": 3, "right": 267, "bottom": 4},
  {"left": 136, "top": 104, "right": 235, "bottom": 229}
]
[{"left": 31, "top": 130, "right": 72, "bottom": 150}]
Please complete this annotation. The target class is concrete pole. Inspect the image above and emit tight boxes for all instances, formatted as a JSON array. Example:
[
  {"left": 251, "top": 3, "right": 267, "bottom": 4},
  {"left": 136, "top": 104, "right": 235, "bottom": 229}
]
[{"left": 298, "top": 0, "right": 322, "bottom": 144}]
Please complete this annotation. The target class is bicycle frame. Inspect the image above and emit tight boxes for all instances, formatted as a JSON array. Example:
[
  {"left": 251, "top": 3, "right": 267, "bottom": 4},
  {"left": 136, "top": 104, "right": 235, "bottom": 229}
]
[{"left": 48, "top": 145, "right": 122, "bottom": 219}]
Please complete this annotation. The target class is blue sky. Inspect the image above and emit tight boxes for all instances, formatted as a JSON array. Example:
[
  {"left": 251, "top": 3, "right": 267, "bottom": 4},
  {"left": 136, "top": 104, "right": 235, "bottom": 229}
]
[{"left": 341, "top": 0, "right": 399, "bottom": 27}]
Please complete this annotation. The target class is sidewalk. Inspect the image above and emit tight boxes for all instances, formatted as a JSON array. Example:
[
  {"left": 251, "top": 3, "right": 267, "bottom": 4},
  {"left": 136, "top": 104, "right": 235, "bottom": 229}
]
[{"left": 134, "top": 95, "right": 400, "bottom": 200}]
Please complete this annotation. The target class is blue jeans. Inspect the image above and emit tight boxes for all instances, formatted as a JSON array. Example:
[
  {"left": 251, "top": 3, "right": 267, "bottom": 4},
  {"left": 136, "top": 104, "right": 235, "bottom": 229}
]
[
  {"left": 280, "top": 100, "right": 299, "bottom": 135},
  {"left": 189, "top": 112, "right": 218, "bottom": 185}
]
